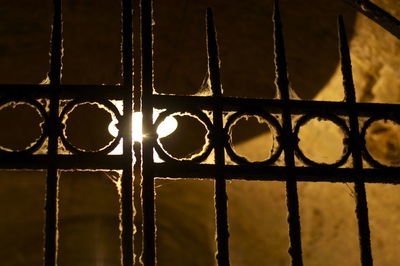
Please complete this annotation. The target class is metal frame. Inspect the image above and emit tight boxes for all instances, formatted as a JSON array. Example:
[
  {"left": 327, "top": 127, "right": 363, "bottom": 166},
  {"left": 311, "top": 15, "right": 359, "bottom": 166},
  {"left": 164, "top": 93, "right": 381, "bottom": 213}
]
[{"left": 0, "top": 0, "right": 399, "bottom": 265}]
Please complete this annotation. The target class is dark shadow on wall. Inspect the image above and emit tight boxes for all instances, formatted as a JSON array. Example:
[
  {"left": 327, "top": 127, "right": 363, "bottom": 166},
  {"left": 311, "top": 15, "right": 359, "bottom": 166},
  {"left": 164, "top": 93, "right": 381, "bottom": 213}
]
[{"left": 154, "top": 0, "right": 356, "bottom": 99}]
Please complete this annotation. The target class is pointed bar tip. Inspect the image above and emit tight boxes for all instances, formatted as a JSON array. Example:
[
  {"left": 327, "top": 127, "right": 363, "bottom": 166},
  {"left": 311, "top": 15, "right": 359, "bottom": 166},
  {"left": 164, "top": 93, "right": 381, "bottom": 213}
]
[
  {"left": 206, "top": 7, "right": 214, "bottom": 28},
  {"left": 338, "top": 15, "right": 345, "bottom": 34},
  {"left": 273, "top": 0, "right": 290, "bottom": 100},
  {"left": 338, "top": 15, "right": 349, "bottom": 56},
  {"left": 338, "top": 15, "right": 356, "bottom": 103},
  {"left": 274, "top": 0, "right": 281, "bottom": 20},
  {"left": 205, "top": 6, "right": 223, "bottom": 97}
]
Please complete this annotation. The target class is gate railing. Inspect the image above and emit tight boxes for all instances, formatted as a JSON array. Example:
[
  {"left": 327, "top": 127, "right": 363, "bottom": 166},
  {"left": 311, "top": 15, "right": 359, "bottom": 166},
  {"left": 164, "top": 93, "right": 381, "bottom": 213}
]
[
  {"left": 0, "top": 0, "right": 399, "bottom": 265},
  {"left": 141, "top": 1, "right": 400, "bottom": 265}
]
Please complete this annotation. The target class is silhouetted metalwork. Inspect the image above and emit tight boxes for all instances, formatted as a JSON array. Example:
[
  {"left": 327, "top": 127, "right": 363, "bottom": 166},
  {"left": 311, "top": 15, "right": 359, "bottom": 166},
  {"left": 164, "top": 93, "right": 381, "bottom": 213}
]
[
  {"left": 339, "top": 15, "right": 373, "bottom": 266},
  {"left": 343, "top": 0, "right": 400, "bottom": 39},
  {"left": 141, "top": 0, "right": 156, "bottom": 264},
  {"left": 273, "top": 1, "right": 303, "bottom": 264},
  {"left": 59, "top": 100, "right": 122, "bottom": 154},
  {"left": 45, "top": 0, "right": 62, "bottom": 265},
  {"left": 0, "top": 0, "right": 399, "bottom": 265},
  {"left": 121, "top": 0, "right": 134, "bottom": 264},
  {"left": 206, "top": 8, "right": 231, "bottom": 266}
]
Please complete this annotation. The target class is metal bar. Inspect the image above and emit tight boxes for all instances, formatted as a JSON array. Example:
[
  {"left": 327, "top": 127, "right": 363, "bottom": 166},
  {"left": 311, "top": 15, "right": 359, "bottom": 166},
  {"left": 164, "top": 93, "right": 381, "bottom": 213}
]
[
  {"left": 2, "top": 82, "right": 400, "bottom": 118},
  {"left": 3, "top": 157, "right": 400, "bottom": 184},
  {"left": 2, "top": 82, "right": 400, "bottom": 117},
  {"left": 132, "top": 0, "right": 144, "bottom": 263},
  {"left": 45, "top": 0, "right": 62, "bottom": 265},
  {"left": 121, "top": 0, "right": 134, "bottom": 265},
  {"left": 151, "top": 94, "right": 400, "bottom": 117},
  {"left": 206, "top": 8, "right": 230, "bottom": 266},
  {"left": 273, "top": 1, "right": 303, "bottom": 265},
  {"left": 0, "top": 84, "right": 124, "bottom": 100},
  {"left": 133, "top": 142, "right": 143, "bottom": 266},
  {"left": 141, "top": 0, "right": 156, "bottom": 264},
  {"left": 152, "top": 163, "right": 400, "bottom": 184},
  {"left": 341, "top": 0, "right": 400, "bottom": 39},
  {"left": 339, "top": 15, "right": 373, "bottom": 266},
  {"left": 0, "top": 154, "right": 127, "bottom": 169}
]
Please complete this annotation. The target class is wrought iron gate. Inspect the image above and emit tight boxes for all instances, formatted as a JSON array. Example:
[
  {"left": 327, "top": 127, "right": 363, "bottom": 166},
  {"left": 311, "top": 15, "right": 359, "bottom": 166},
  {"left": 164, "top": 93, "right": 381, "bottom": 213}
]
[{"left": 1, "top": 0, "right": 400, "bottom": 265}]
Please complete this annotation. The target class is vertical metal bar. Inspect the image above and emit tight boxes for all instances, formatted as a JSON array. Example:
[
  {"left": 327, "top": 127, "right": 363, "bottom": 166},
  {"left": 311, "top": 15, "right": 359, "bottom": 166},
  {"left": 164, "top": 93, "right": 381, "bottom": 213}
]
[
  {"left": 122, "top": 0, "right": 134, "bottom": 265},
  {"left": 45, "top": 0, "right": 62, "bottom": 265},
  {"left": 133, "top": 141, "right": 143, "bottom": 265},
  {"left": 338, "top": 15, "right": 373, "bottom": 266},
  {"left": 206, "top": 8, "right": 231, "bottom": 266},
  {"left": 273, "top": 1, "right": 303, "bottom": 265},
  {"left": 133, "top": 0, "right": 144, "bottom": 264},
  {"left": 141, "top": 0, "right": 156, "bottom": 265}
]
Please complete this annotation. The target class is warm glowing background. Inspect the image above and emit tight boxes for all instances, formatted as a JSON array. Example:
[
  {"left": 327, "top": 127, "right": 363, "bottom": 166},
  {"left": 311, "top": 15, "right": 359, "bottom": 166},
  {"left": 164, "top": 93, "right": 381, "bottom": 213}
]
[{"left": 0, "top": 0, "right": 400, "bottom": 265}]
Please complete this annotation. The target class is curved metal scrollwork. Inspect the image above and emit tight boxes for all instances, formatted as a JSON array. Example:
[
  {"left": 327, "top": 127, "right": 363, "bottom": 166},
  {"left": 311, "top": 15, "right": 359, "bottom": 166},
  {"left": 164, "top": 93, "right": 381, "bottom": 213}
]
[
  {"left": 59, "top": 100, "right": 122, "bottom": 154},
  {"left": 0, "top": 98, "right": 48, "bottom": 154},
  {"left": 360, "top": 115, "right": 400, "bottom": 168},
  {"left": 293, "top": 113, "right": 351, "bottom": 168},
  {"left": 224, "top": 110, "right": 283, "bottom": 165},
  {"left": 153, "top": 109, "right": 213, "bottom": 163}
]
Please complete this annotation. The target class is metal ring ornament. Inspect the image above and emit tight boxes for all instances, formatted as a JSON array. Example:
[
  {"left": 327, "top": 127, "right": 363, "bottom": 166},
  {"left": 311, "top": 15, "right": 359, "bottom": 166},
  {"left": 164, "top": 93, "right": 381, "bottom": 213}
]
[
  {"left": 360, "top": 115, "right": 400, "bottom": 168},
  {"left": 224, "top": 110, "right": 283, "bottom": 165},
  {"left": 153, "top": 109, "right": 213, "bottom": 163},
  {"left": 59, "top": 100, "right": 122, "bottom": 154},
  {"left": 293, "top": 113, "right": 351, "bottom": 168},
  {"left": 0, "top": 98, "right": 48, "bottom": 154}
]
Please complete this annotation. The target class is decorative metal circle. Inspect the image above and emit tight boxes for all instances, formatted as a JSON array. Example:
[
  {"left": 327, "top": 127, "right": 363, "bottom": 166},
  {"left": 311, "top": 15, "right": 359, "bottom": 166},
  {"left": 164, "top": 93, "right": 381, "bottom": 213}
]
[
  {"left": 293, "top": 113, "right": 351, "bottom": 168},
  {"left": 59, "top": 100, "right": 122, "bottom": 154},
  {"left": 224, "top": 110, "right": 283, "bottom": 165},
  {"left": 0, "top": 98, "right": 48, "bottom": 154},
  {"left": 153, "top": 109, "right": 213, "bottom": 163},
  {"left": 360, "top": 116, "right": 400, "bottom": 168}
]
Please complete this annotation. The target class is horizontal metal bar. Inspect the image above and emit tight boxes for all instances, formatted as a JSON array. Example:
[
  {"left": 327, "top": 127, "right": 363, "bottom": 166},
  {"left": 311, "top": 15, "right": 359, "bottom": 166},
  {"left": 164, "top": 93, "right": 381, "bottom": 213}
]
[
  {"left": 3, "top": 156, "right": 399, "bottom": 183},
  {"left": 153, "top": 162, "right": 400, "bottom": 184},
  {"left": 1, "top": 86, "right": 399, "bottom": 117},
  {"left": 0, "top": 154, "right": 127, "bottom": 169},
  {"left": 0, "top": 84, "right": 125, "bottom": 100},
  {"left": 152, "top": 94, "right": 400, "bottom": 117}
]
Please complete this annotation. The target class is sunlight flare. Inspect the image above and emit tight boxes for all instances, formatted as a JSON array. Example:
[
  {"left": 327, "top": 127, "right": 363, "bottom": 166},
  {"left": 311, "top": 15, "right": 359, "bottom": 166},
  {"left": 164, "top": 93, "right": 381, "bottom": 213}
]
[{"left": 108, "top": 111, "right": 178, "bottom": 142}]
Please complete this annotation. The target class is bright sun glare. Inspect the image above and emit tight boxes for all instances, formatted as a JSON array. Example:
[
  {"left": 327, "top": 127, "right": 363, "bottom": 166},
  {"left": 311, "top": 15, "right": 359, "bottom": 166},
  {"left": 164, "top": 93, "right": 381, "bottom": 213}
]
[{"left": 108, "top": 111, "right": 178, "bottom": 142}]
